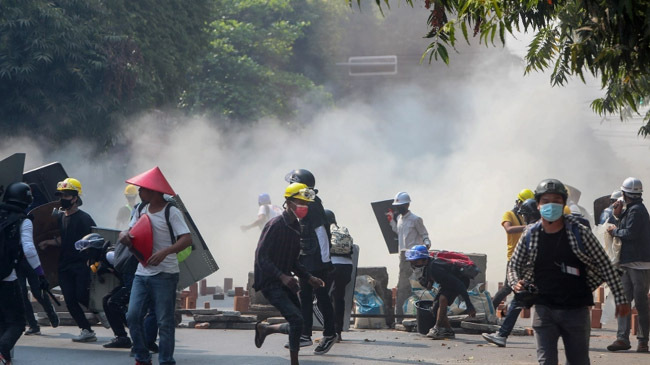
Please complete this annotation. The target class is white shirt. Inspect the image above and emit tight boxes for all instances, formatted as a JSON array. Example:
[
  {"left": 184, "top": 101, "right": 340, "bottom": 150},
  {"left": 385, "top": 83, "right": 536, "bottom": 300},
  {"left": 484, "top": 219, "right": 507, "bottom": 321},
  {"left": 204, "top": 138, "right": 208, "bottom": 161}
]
[
  {"left": 257, "top": 204, "right": 281, "bottom": 226},
  {"left": 390, "top": 211, "right": 430, "bottom": 252},
  {"left": 4, "top": 219, "right": 42, "bottom": 281},
  {"left": 130, "top": 204, "right": 190, "bottom": 276}
]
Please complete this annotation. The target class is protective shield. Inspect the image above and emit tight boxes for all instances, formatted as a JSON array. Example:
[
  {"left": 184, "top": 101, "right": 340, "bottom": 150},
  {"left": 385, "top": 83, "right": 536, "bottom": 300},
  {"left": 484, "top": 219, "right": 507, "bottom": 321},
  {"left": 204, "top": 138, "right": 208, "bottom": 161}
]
[
  {"left": 0, "top": 153, "right": 26, "bottom": 201},
  {"left": 371, "top": 199, "right": 399, "bottom": 254},
  {"left": 130, "top": 214, "right": 154, "bottom": 265},
  {"left": 594, "top": 195, "right": 612, "bottom": 226},
  {"left": 88, "top": 227, "right": 121, "bottom": 312},
  {"left": 23, "top": 162, "right": 68, "bottom": 203},
  {"left": 171, "top": 195, "right": 219, "bottom": 290},
  {"left": 565, "top": 184, "right": 582, "bottom": 204},
  {"left": 30, "top": 201, "right": 62, "bottom": 287}
]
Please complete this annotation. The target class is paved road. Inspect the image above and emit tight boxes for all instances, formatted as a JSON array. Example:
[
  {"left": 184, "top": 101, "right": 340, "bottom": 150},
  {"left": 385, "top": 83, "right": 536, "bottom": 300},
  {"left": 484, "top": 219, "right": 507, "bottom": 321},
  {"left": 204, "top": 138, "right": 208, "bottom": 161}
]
[{"left": 12, "top": 322, "right": 649, "bottom": 364}]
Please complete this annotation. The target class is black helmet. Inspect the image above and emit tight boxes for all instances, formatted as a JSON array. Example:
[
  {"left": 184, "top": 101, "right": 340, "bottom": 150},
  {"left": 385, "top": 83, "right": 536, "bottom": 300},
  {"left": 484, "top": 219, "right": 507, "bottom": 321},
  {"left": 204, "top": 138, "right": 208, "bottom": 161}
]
[
  {"left": 2, "top": 182, "right": 33, "bottom": 209},
  {"left": 518, "top": 198, "right": 541, "bottom": 224},
  {"left": 285, "top": 169, "right": 315, "bottom": 189},
  {"left": 324, "top": 209, "right": 337, "bottom": 226},
  {"left": 534, "top": 178, "right": 568, "bottom": 202}
]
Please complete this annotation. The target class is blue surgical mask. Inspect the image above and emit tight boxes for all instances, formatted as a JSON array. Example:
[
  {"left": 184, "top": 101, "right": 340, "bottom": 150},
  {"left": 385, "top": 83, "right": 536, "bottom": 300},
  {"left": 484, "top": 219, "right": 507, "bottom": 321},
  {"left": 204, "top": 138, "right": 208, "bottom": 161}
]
[{"left": 539, "top": 203, "right": 564, "bottom": 222}]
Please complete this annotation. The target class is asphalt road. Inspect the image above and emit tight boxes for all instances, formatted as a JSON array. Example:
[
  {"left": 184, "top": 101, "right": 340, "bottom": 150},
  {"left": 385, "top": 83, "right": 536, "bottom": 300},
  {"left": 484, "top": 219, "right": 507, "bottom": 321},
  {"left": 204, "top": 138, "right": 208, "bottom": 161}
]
[{"left": 12, "top": 320, "right": 649, "bottom": 364}]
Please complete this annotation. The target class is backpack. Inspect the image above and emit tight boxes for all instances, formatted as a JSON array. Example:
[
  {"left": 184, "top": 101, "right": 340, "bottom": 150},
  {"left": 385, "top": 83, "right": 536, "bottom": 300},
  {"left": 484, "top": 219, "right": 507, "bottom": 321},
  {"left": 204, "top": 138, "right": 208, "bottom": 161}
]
[
  {"left": 330, "top": 226, "right": 353, "bottom": 256},
  {"left": 0, "top": 206, "right": 26, "bottom": 279},
  {"left": 432, "top": 250, "right": 480, "bottom": 279},
  {"left": 137, "top": 202, "right": 192, "bottom": 262}
]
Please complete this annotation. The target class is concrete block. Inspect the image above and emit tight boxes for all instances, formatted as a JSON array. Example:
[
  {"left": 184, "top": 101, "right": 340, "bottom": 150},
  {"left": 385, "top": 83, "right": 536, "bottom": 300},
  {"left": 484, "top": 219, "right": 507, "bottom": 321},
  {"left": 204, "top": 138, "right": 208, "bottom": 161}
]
[
  {"left": 266, "top": 317, "right": 287, "bottom": 325},
  {"left": 213, "top": 293, "right": 225, "bottom": 300},
  {"left": 234, "top": 296, "right": 250, "bottom": 312}
]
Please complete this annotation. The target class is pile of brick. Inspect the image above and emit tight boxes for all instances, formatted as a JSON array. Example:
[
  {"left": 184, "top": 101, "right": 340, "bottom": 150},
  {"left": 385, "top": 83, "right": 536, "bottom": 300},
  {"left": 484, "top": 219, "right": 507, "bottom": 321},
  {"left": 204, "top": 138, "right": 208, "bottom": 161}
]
[{"left": 188, "top": 310, "right": 257, "bottom": 330}]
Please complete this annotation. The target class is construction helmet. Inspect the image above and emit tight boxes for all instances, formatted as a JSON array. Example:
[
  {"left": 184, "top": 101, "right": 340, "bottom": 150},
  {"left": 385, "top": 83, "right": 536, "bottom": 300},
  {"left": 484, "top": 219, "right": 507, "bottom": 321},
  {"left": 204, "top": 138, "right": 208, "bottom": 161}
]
[
  {"left": 284, "top": 183, "right": 315, "bottom": 202},
  {"left": 2, "top": 182, "right": 33, "bottom": 209},
  {"left": 56, "top": 177, "right": 82, "bottom": 196},
  {"left": 393, "top": 191, "right": 411, "bottom": 205},
  {"left": 258, "top": 193, "right": 271, "bottom": 205},
  {"left": 620, "top": 177, "right": 643, "bottom": 195},
  {"left": 610, "top": 190, "right": 623, "bottom": 200},
  {"left": 285, "top": 169, "right": 316, "bottom": 189},
  {"left": 517, "top": 189, "right": 534, "bottom": 202},
  {"left": 405, "top": 245, "right": 430, "bottom": 261},
  {"left": 124, "top": 184, "right": 138, "bottom": 197},
  {"left": 534, "top": 179, "right": 568, "bottom": 202},
  {"left": 324, "top": 209, "right": 337, "bottom": 226}
]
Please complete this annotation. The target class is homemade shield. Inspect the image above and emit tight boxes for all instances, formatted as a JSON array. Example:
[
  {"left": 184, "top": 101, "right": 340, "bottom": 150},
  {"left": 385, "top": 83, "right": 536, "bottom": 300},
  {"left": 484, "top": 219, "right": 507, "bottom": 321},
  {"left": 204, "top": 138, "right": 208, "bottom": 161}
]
[
  {"left": 0, "top": 153, "right": 26, "bottom": 201},
  {"left": 88, "top": 227, "right": 121, "bottom": 312},
  {"left": 371, "top": 199, "right": 399, "bottom": 254},
  {"left": 30, "top": 201, "right": 62, "bottom": 287},
  {"left": 23, "top": 162, "right": 68, "bottom": 203},
  {"left": 593, "top": 195, "right": 612, "bottom": 226},
  {"left": 172, "top": 195, "right": 219, "bottom": 290},
  {"left": 130, "top": 214, "right": 154, "bottom": 265}
]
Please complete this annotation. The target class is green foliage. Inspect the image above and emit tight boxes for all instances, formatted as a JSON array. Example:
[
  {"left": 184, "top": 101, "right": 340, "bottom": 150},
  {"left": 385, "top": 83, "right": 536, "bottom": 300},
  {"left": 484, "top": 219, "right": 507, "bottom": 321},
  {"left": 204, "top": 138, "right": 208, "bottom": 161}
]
[{"left": 374, "top": 0, "right": 650, "bottom": 136}]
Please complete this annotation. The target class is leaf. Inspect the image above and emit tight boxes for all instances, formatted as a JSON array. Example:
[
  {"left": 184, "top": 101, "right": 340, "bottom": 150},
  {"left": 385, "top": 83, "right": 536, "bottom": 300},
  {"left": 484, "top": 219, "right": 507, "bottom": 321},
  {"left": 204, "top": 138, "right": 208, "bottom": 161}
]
[{"left": 438, "top": 44, "right": 449, "bottom": 65}]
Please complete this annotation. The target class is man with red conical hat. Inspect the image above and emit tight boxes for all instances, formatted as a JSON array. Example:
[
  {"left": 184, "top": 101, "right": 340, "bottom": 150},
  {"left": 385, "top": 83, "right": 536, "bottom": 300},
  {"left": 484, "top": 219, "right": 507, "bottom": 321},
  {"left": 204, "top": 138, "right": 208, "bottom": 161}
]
[{"left": 118, "top": 167, "right": 191, "bottom": 365}]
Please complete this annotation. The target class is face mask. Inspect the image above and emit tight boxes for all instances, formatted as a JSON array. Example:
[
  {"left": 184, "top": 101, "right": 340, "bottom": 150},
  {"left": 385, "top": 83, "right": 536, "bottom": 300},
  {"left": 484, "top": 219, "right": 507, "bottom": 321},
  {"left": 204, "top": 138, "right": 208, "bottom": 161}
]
[
  {"left": 60, "top": 198, "right": 74, "bottom": 210},
  {"left": 539, "top": 203, "right": 563, "bottom": 222},
  {"left": 293, "top": 204, "right": 309, "bottom": 219}
]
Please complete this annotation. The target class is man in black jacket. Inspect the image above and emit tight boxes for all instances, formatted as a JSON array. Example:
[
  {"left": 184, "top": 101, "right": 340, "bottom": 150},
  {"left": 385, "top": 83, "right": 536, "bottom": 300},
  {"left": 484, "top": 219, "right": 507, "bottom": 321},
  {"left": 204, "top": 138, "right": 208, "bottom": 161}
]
[{"left": 607, "top": 177, "right": 650, "bottom": 353}]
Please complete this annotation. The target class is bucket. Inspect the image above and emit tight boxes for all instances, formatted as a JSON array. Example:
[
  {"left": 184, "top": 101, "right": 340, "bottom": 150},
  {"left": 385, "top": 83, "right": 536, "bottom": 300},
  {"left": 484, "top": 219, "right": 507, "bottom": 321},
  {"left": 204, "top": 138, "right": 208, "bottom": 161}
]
[{"left": 414, "top": 300, "right": 435, "bottom": 335}]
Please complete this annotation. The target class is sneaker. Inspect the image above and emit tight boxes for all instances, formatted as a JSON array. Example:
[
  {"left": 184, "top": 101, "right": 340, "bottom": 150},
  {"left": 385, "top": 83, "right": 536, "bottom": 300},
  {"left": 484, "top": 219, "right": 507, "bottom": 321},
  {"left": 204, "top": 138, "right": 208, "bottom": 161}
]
[
  {"left": 103, "top": 336, "right": 132, "bottom": 349},
  {"left": 94, "top": 312, "right": 111, "bottom": 329},
  {"left": 72, "top": 329, "right": 97, "bottom": 343},
  {"left": 313, "top": 335, "right": 336, "bottom": 355},
  {"left": 284, "top": 335, "right": 313, "bottom": 349},
  {"left": 427, "top": 327, "right": 455, "bottom": 340},
  {"left": 482, "top": 332, "right": 507, "bottom": 347},
  {"left": 637, "top": 341, "right": 649, "bottom": 353},
  {"left": 47, "top": 311, "right": 60, "bottom": 328},
  {"left": 24, "top": 327, "right": 41, "bottom": 336},
  {"left": 607, "top": 339, "right": 631, "bottom": 352}
]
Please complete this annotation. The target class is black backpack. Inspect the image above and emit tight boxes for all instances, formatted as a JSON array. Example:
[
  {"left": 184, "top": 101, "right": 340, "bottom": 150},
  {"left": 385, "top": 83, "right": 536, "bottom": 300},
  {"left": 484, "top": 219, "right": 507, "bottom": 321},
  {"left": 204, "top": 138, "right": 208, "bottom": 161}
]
[{"left": 0, "top": 204, "right": 27, "bottom": 279}]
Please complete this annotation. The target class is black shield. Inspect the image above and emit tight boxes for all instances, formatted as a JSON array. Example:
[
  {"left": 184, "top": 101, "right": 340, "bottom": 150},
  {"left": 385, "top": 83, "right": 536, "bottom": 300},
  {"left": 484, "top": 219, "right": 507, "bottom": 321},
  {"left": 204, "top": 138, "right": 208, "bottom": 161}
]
[
  {"left": 0, "top": 153, "right": 26, "bottom": 200},
  {"left": 23, "top": 162, "right": 68, "bottom": 203},
  {"left": 30, "top": 201, "right": 62, "bottom": 287},
  {"left": 371, "top": 199, "right": 399, "bottom": 254}
]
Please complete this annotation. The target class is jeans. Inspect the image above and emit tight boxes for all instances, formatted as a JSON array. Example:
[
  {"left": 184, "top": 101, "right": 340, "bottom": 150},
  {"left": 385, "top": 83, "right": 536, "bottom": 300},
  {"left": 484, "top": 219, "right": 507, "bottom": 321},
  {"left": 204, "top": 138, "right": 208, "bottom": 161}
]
[
  {"left": 299, "top": 268, "right": 335, "bottom": 337},
  {"left": 616, "top": 267, "right": 650, "bottom": 343},
  {"left": 127, "top": 273, "right": 178, "bottom": 365},
  {"left": 0, "top": 280, "right": 26, "bottom": 361},
  {"left": 332, "top": 263, "right": 353, "bottom": 335},
  {"left": 59, "top": 264, "right": 92, "bottom": 330},
  {"left": 533, "top": 305, "right": 590, "bottom": 365},
  {"left": 492, "top": 270, "right": 513, "bottom": 309},
  {"left": 396, "top": 251, "right": 414, "bottom": 321},
  {"left": 498, "top": 297, "right": 523, "bottom": 338},
  {"left": 262, "top": 286, "right": 303, "bottom": 352},
  {"left": 16, "top": 258, "right": 56, "bottom": 329}
]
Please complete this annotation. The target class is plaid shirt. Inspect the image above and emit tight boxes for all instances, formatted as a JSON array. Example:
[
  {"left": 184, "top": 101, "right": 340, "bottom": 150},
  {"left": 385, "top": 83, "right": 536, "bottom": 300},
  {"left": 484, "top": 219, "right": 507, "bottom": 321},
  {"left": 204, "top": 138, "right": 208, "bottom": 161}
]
[{"left": 507, "top": 215, "right": 627, "bottom": 305}]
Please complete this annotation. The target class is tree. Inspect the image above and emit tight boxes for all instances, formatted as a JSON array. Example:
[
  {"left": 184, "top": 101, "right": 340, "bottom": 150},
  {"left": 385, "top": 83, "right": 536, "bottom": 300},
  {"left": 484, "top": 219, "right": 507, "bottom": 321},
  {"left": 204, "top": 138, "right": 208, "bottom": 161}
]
[{"left": 360, "top": 0, "right": 650, "bottom": 136}]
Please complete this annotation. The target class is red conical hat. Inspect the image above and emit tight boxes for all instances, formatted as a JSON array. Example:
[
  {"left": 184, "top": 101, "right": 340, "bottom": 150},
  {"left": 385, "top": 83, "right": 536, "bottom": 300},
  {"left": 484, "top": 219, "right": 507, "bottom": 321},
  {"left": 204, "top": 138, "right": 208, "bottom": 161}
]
[
  {"left": 130, "top": 214, "right": 153, "bottom": 266},
  {"left": 125, "top": 166, "right": 176, "bottom": 196}
]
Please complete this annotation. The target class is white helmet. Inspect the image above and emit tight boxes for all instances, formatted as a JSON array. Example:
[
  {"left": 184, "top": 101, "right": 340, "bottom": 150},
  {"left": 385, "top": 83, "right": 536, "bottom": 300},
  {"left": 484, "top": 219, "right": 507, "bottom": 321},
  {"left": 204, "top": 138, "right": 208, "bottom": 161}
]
[
  {"left": 393, "top": 191, "right": 411, "bottom": 205},
  {"left": 610, "top": 190, "right": 623, "bottom": 200},
  {"left": 621, "top": 177, "right": 643, "bottom": 195},
  {"left": 258, "top": 193, "right": 271, "bottom": 205}
]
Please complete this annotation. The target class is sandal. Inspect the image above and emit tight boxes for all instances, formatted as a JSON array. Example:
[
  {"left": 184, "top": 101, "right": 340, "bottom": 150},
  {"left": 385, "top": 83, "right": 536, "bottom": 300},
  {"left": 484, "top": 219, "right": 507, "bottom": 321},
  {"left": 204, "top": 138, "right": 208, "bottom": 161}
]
[{"left": 254, "top": 320, "right": 267, "bottom": 348}]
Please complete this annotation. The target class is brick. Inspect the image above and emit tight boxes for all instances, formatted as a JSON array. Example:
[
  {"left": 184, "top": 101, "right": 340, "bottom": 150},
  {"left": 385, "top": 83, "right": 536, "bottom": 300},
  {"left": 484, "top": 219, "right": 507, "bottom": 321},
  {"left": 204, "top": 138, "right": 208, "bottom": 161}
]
[
  {"left": 234, "top": 296, "right": 250, "bottom": 312},
  {"left": 204, "top": 302, "right": 210, "bottom": 309},
  {"left": 591, "top": 308, "right": 602, "bottom": 329},
  {"left": 234, "top": 287, "right": 244, "bottom": 297},
  {"left": 520, "top": 308, "right": 530, "bottom": 318},
  {"left": 194, "top": 322, "right": 210, "bottom": 329}
]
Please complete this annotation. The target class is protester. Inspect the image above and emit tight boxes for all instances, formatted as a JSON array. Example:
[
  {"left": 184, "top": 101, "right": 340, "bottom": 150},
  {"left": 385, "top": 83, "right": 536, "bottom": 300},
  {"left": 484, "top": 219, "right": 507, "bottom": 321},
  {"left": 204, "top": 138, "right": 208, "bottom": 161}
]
[
  {"left": 253, "top": 183, "right": 325, "bottom": 365},
  {"left": 120, "top": 167, "right": 191, "bottom": 365},
  {"left": 1, "top": 182, "right": 50, "bottom": 364},
  {"left": 387, "top": 191, "right": 431, "bottom": 323},
  {"left": 508, "top": 178, "right": 630, "bottom": 364},
  {"left": 39, "top": 177, "right": 98, "bottom": 342},
  {"left": 599, "top": 190, "right": 623, "bottom": 225},
  {"left": 406, "top": 245, "right": 476, "bottom": 340},
  {"left": 606, "top": 177, "right": 650, "bottom": 353},
  {"left": 241, "top": 193, "right": 282, "bottom": 231},
  {"left": 116, "top": 184, "right": 139, "bottom": 229}
]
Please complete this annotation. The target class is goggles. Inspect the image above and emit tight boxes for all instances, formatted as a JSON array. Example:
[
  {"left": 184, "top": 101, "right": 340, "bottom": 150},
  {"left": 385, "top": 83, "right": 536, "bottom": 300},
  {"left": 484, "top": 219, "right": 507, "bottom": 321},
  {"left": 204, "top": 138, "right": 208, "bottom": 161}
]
[
  {"left": 57, "top": 181, "right": 81, "bottom": 192},
  {"left": 290, "top": 188, "right": 316, "bottom": 201}
]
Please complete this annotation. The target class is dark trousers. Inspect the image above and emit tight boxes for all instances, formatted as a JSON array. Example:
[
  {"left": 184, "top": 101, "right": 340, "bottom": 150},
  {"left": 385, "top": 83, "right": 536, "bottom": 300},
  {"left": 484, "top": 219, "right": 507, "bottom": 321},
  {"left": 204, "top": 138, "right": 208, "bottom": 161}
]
[
  {"left": 59, "top": 265, "right": 91, "bottom": 331},
  {"left": 299, "top": 269, "right": 335, "bottom": 337},
  {"left": 492, "top": 270, "right": 513, "bottom": 309},
  {"left": 331, "top": 263, "right": 353, "bottom": 335},
  {"left": 16, "top": 259, "right": 56, "bottom": 329},
  {"left": 262, "top": 286, "right": 303, "bottom": 352},
  {"left": 103, "top": 273, "right": 134, "bottom": 338},
  {"left": 0, "top": 280, "right": 26, "bottom": 361},
  {"left": 533, "top": 305, "right": 590, "bottom": 365}
]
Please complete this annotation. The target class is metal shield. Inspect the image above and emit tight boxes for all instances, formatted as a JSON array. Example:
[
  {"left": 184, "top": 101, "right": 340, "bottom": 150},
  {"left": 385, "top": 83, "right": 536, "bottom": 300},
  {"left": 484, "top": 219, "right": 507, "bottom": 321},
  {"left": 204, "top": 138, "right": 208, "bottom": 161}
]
[
  {"left": 23, "top": 162, "right": 68, "bottom": 203},
  {"left": 88, "top": 227, "right": 122, "bottom": 312},
  {"left": 593, "top": 195, "right": 612, "bottom": 226},
  {"left": 170, "top": 195, "right": 219, "bottom": 290},
  {"left": 371, "top": 199, "right": 399, "bottom": 254},
  {"left": 0, "top": 153, "right": 26, "bottom": 201},
  {"left": 30, "top": 201, "right": 62, "bottom": 287}
]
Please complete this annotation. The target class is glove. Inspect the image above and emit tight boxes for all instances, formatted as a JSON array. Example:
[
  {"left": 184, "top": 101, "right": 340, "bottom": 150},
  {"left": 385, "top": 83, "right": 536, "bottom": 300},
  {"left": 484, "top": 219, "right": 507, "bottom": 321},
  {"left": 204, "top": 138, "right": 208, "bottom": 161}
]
[{"left": 38, "top": 275, "right": 50, "bottom": 291}]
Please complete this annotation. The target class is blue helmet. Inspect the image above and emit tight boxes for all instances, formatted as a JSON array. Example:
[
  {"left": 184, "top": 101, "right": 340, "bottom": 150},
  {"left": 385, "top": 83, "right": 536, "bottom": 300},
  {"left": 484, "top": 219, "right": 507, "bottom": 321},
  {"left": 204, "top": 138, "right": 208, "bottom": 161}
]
[{"left": 405, "top": 245, "right": 430, "bottom": 261}]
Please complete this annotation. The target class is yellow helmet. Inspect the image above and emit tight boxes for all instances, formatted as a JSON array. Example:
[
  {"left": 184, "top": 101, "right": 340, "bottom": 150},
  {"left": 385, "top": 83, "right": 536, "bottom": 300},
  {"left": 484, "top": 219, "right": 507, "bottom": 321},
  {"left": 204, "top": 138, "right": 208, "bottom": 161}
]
[
  {"left": 517, "top": 188, "right": 534, "bottom": 202},
  {"left": 56, "top": 177, "right": 82, "bottom": 195},
  {"left": 124, "top": 184, "right": 138, "bottom": 196},
  {"left": 284, "top": 183, "right": 315, "bottom": 202}
]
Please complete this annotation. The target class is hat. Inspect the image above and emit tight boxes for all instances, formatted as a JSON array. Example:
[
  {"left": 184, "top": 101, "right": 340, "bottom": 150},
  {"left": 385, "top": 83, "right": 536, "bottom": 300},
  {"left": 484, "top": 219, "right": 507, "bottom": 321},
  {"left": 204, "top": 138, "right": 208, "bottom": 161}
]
[
  {"left": 130, "top": 214, "right": 153, "bottom": 266},
  {"left": 125, "top": 167, "right": 175, "bottom": 196}
]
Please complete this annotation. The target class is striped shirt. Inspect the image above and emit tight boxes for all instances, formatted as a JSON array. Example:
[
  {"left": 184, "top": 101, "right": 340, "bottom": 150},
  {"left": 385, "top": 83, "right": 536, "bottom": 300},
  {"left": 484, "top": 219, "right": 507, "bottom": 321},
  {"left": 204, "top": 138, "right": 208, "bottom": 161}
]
[
  {"left": 253, "top": 210, "right": 311, "bottom": 291},
  {"left": 507, "top": 215, "right": 627, "bottom": 305}
]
